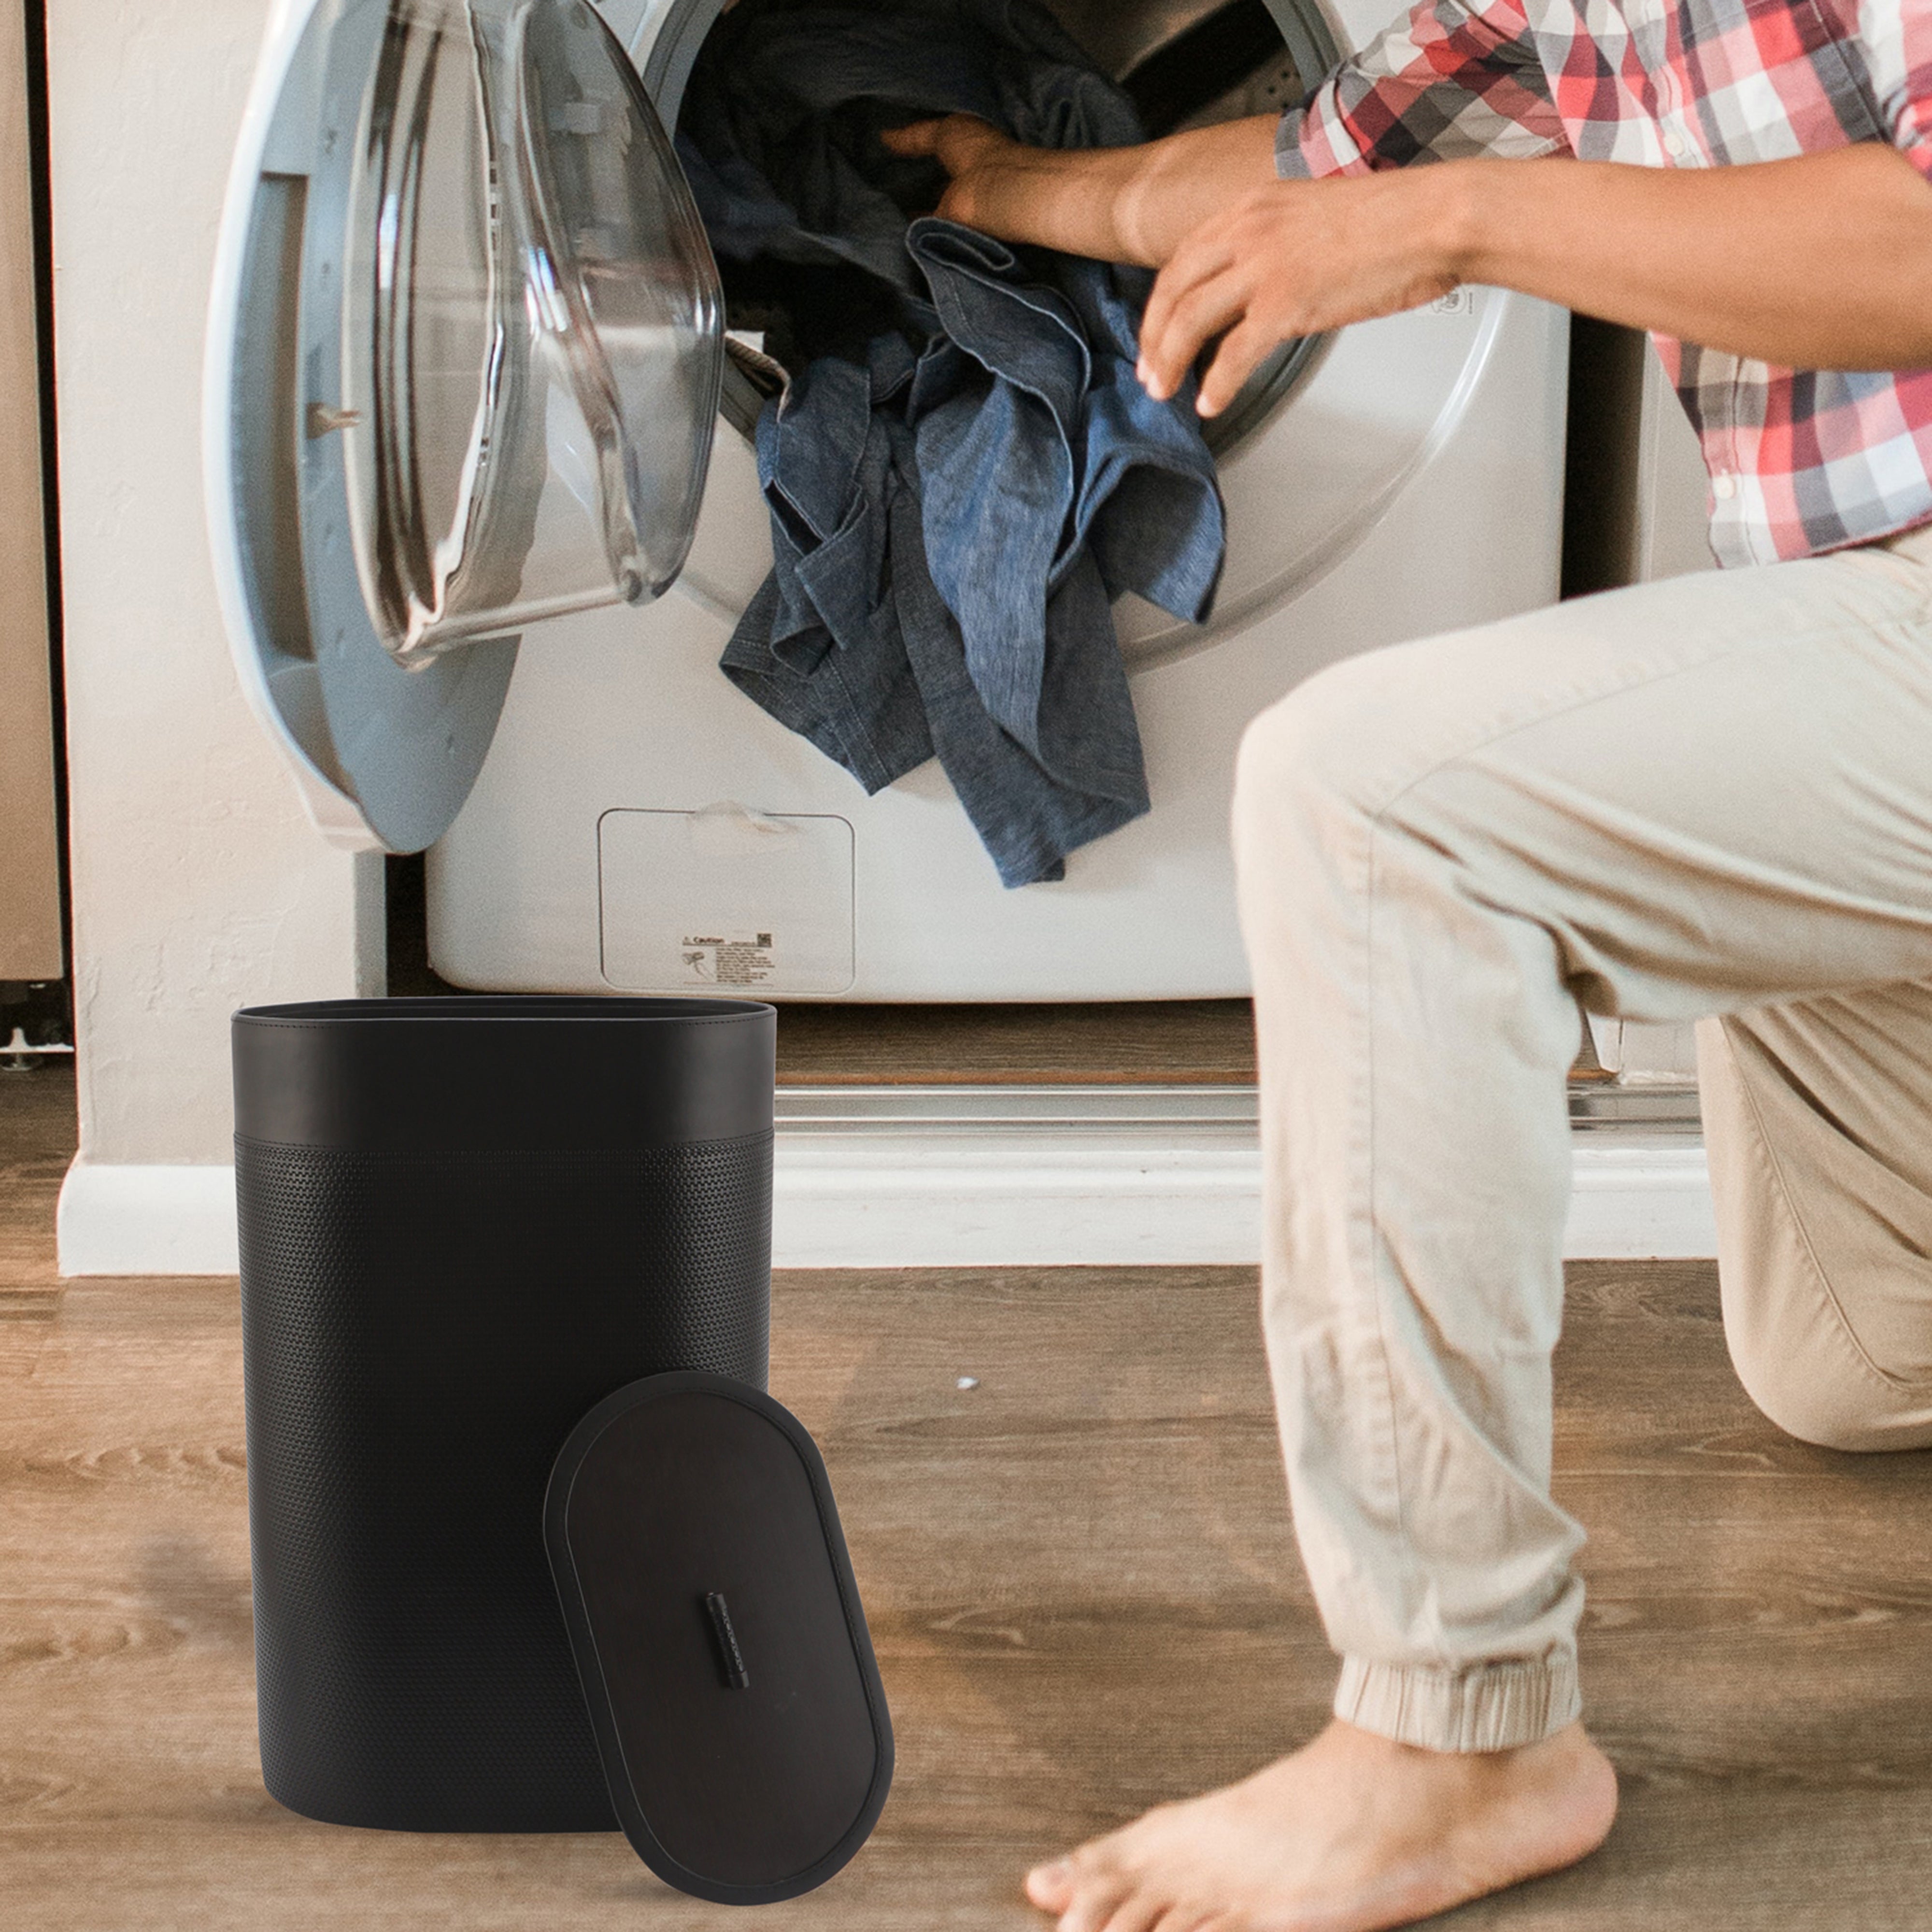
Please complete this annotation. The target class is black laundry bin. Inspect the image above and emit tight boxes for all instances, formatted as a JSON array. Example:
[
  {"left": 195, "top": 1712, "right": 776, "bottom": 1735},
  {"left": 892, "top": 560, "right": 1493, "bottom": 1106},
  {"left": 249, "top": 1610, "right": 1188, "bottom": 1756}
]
[{"left": 231, "top": 996, "right": 780, "bottom": 1836}]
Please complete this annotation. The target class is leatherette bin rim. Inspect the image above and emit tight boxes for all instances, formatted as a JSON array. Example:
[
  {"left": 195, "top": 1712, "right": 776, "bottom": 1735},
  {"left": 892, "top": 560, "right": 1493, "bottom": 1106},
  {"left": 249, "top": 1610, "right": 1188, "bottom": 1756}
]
[{"left": 232, "top": 995, "right": 777, "bottom": 1152}]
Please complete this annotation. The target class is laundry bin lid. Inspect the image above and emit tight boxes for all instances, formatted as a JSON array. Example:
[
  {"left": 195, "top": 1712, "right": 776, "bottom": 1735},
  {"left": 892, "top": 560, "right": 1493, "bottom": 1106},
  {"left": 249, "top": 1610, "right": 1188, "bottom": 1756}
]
[{"left": 545, "top": 1372, "right": 894, "bottom": 1904}]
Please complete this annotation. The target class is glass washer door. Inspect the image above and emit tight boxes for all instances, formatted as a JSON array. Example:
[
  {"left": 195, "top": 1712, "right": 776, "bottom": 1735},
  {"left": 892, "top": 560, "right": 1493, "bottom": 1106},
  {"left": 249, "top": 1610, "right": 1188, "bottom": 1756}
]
[{"left": 207, "top": 0, "right": 724, "bottom": 853}]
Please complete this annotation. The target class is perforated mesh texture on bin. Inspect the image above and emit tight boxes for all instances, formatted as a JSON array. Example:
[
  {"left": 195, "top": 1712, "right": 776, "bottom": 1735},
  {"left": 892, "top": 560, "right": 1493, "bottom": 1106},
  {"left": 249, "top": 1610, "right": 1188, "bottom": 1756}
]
[{"left": 236, "top": 1131, "right": 771, "bottom": 1832}]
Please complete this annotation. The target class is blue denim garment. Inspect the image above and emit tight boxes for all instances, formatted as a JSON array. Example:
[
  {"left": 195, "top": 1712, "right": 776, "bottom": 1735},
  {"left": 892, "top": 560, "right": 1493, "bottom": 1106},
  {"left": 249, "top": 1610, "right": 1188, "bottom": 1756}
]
[
  {"left": 906, "top": 219, "right": 1223, "bottom": 746},
  {"left": 719, "top": 335, "right": 1152, "bottom": 885},
  {"left": 690, "top": 0, "right": 1225, "bottom": 886},
  {"left": 720, "top": 344, "right": 933, "bottom": 795}
]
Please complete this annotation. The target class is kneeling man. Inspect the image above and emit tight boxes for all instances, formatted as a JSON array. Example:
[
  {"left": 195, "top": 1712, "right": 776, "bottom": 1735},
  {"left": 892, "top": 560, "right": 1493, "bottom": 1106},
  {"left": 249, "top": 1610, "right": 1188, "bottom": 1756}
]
[{"left": 893, "top": 3, "right": 1932, "bottom": 1927}]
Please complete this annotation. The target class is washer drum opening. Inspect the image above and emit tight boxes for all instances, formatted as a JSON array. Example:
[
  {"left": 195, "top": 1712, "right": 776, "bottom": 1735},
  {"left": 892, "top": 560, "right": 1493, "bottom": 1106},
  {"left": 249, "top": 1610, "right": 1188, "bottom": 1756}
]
[{"left": 639, "top": 0, "right": 1338, "bottom": 454}]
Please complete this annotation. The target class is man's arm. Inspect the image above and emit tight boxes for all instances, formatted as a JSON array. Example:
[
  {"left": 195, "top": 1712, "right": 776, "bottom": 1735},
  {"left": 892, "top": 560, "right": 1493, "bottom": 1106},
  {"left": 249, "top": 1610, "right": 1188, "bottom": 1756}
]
[
  {"left": 1136, "top": 144, "right": 1932, "bottom": 415},
  {"left": 881, "top": 114, "right": 1280, "bottom": 265},
  {"left": 891, "top": 115, "right": 1932, "bottom": 415},
  {"left": 881, "top": 0, "right": 1563, "bottom": 270},
  {"left": 1135, "top": 144, "right": 1932, "bottom": 414}
]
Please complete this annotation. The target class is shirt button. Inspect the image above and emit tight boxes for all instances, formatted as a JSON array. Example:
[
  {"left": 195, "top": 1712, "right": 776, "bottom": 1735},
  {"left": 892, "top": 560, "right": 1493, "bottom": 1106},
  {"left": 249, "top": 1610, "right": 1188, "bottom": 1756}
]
[
  {"left": 1712, "top": 472, "right": 1737, "bottom": 500},
  {"left": 1662, "top": 128, "right": 1686, "bottom": 158}
]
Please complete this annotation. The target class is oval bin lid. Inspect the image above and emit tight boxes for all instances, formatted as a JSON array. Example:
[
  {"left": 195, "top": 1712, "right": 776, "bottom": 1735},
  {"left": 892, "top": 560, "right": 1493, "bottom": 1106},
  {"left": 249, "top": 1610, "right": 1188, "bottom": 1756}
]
[
  {"left": 546, "top": 1372, "right": 893, "bottom": 1904},
  {"left": 205, "top": 0, "right": 723, "bottom": 852}
]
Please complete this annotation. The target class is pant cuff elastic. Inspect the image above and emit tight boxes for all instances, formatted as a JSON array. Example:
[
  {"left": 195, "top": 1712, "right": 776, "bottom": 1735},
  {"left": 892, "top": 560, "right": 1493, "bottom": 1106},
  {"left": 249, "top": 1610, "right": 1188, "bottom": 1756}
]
[{"left": 1334, "top": 1651, "right": 1581, "bottom": 1752}]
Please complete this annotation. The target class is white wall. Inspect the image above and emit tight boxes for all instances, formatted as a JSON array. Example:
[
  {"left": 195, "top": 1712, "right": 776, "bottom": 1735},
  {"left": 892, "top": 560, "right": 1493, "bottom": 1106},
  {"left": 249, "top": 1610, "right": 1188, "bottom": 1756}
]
[{"left": 50, "top": 0, "right": 376, "bottom": 1271}]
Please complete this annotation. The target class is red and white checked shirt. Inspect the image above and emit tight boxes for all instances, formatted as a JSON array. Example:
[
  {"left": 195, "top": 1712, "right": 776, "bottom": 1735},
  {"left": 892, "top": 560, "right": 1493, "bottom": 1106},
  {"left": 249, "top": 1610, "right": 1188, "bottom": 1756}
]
[{"left": 1276, "top": 1, "right": 1932, "bottom": 566}]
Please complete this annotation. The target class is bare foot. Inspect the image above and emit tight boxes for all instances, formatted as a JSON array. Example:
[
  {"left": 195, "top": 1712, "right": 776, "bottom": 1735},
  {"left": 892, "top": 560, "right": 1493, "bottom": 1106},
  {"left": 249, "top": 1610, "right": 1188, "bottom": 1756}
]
[{"left": 1023, "top": 1717, "right": 1617, "bottom": 1932}]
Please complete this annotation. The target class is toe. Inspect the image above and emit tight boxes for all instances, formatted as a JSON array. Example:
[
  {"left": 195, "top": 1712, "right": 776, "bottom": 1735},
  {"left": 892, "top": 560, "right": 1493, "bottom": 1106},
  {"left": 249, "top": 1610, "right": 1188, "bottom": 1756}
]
[
  {"left": 1060, "top": 1888, "right": 1137, "bottom": 1932},
  {"left": 1048, "top": 1856, "right": 1137, "bottom": 1932},
  {"left": 1149, "top": 1912, "right": 1214, "bottom": 1932},
  {"left": 1025, "top": 1857, "right": 1076, "bottom": 1913},
  {"left": 1098, "top": 1891, "right": 1176, "bottom": 1932}
]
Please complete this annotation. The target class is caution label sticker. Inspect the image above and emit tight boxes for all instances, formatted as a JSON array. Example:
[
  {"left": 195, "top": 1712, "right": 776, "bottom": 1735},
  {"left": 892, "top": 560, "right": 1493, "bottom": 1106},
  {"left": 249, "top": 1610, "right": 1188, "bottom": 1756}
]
[{"left": 681, "top": 932, "right": 777, "bottom": 986}]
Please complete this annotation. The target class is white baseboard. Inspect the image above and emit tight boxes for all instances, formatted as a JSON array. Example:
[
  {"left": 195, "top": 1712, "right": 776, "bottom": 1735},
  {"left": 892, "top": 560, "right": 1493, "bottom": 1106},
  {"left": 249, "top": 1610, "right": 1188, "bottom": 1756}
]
[
  {"left": 57, "top": 1159, "right": 243, "bottom": 1277},
  {"left": 56, "top": 1089, "right": 1717, "bottom": 1277},
  {"left": 780, "top": 1136, "right": 1718, "bottom": 1265},
  {"left": 1563, "top": 1142, "right": 1716, "bottom": 1261},
  {"left": 774, "top": 1133, "right": 1268, "bottom": 1267}
]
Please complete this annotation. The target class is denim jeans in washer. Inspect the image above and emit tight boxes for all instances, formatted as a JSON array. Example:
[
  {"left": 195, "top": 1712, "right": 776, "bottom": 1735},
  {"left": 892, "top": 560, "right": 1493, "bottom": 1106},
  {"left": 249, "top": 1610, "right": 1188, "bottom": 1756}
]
[{"left": 687, "top": 0, "right": 1226, "bottom": 885}]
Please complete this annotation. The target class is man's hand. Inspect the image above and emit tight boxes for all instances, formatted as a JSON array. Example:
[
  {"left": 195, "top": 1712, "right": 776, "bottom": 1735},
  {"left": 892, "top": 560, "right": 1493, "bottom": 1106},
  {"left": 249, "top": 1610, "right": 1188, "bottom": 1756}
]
[
  {"left": 881, "top": 115, "right": 1025, "bottom": 230},
  {"left": 1137, "top": 175, "right": 1462, "bottom": 415}
]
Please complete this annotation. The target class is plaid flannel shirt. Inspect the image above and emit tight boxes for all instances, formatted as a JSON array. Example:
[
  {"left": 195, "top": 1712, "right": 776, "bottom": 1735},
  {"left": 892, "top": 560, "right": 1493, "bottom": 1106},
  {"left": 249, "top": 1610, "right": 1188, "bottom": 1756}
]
[{"left": 1276, "top": 1, "right": 1932, "bottom": 566}]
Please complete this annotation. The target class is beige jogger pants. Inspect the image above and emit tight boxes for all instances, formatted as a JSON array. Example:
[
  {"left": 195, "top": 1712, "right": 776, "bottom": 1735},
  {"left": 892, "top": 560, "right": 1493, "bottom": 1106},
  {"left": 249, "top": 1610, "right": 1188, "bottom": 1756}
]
[{"left": 1231, "top": 522, "right": 1932, "bottom": 1754}]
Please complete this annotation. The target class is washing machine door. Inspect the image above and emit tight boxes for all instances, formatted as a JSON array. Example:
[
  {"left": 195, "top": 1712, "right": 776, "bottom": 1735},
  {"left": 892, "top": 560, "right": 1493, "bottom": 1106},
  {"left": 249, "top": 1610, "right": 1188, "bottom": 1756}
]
[{"left": 206, "top": 0, "right": 725, "bottom": 852}]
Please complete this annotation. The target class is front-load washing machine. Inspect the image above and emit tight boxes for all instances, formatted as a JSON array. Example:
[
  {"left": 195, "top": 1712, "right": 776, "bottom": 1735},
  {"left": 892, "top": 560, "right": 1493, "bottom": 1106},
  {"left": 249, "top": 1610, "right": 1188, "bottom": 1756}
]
[{"left": 208, "top": 0, "right": 1568, "bottom": 1002}]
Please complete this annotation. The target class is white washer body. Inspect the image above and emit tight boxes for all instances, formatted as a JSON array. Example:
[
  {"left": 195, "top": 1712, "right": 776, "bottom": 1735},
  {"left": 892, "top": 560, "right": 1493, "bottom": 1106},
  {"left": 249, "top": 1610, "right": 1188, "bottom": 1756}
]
[{"left": 415, "top": 0, "right": 1570, "bottom": 1001}]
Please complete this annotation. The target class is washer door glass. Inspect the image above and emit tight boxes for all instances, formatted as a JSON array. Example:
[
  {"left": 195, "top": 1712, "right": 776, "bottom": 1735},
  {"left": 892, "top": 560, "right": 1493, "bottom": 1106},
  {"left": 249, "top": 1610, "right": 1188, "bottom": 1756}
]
[{"left": 346, "top": 0, "right": 724, "bottom": 663}]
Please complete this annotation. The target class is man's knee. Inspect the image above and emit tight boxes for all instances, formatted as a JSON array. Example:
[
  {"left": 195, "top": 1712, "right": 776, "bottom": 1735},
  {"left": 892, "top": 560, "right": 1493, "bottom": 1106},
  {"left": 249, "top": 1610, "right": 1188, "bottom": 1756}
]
[
  {"left": 1233, "top": 648, "right": 1421, "bottom": 845},
  {"left": 1726, "top": 1304, "right": 1932, "bottom": 1453}
]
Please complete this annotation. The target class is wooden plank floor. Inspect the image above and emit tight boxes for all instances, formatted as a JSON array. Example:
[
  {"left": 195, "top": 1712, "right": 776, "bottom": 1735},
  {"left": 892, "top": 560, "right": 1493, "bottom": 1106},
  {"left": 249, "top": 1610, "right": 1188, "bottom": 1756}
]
[
  {"left": 0, "top": 1060, "right": 71, "bottom": 1308},
  {"left": 6, "top": 1065, "right": 1932, "bottom": 1927},
  {"left": 771, "top": 998, "right": 1258, "bottom": 1086}
]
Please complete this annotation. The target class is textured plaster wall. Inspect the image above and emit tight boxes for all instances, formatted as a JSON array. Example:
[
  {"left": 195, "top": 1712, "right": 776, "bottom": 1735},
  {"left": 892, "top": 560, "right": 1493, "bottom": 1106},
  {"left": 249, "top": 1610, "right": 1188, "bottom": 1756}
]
[{"left": 50, "top": 0, "right": 377, "bottom": 1179}]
